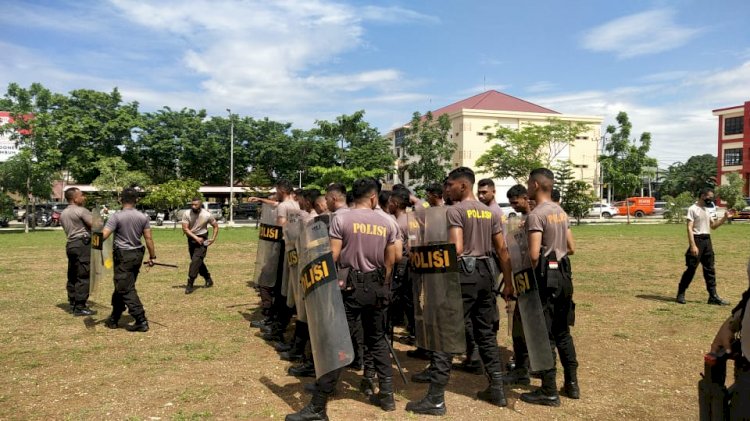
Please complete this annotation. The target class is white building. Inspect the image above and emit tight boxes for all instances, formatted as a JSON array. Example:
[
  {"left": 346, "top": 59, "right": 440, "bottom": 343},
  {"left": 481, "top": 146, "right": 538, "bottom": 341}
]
[{"left": 388, "top": 90, "right": 603, "bottom": 199}]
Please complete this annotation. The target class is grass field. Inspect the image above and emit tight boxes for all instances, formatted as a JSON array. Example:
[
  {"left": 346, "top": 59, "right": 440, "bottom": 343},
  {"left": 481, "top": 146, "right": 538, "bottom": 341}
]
[{"left": 0, "top": 223, "right": 748, "bottom": 420}]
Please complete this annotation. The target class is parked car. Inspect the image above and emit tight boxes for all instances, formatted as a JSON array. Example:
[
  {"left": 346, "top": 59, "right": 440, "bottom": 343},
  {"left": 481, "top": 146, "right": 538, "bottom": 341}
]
[
  {"left": 206, "top": 202, "right": 224, "bottom": 221},
  {"left": 498, "top": 202, "right": 517, "bottom": 218},
  {"left": 14, "top": 206, "right": 26, "bottom": 222},
  {"left": 731, "top": 206, "right": 750, "bottom": 220},
  {"left": 587, "top": 203, "right": 619, "bottom": 218},
  {"left": 653, "top": 201, "right": 667, "bottom": 216},
  {"left": 234, "top": 202, "right": 260, "bottom": 220}
]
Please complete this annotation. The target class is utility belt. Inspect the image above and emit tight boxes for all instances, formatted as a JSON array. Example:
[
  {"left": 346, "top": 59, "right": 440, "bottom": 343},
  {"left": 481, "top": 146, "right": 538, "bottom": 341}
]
[
  {"left": 693, "top": 234, "right": 710, "bottom": 240},
  {"left": 458, "top": 255, "right": 492, "bottom": 274},
  {"left": 341, "top": 267, "right": 389, "bottom": 307},
  {"left": 113, "top": 246, "right": 145, "bottom": 261},
  {"left": 68, "top": 236, "right": 91, "bottom": 246}
]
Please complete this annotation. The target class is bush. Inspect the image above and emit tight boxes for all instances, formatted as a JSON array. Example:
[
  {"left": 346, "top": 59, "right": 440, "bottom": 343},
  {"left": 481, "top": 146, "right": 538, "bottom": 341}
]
[{"left": 662, "top": 192, "right": 694, "bottom": 223}]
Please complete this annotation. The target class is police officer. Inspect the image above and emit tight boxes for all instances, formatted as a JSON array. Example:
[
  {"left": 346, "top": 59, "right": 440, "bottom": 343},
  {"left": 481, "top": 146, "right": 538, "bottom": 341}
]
[
  {"left": 503, "top": 184, "right": 533, "bottom": 386},
  {"left": 261, "top": 180, "right": 300, "bottom": 343},
  {"left": 101, "top": 188, "right": 157, "bottom": 332},
  {"left": 286, "top": 178, "right": 398, "bottom": 421},
  {"left": 406, "top": 167, "right": 512, "bottom": 415},
  {"left": 677, "top": 187, "right": 733, "bottom": 305},
  {"left": 59, "top": 187, "right": 95, "bottom": 316},
  {"left": 182, "top": 197, "right": 219, "bottom": 294},
  {"left": 520, "top": 168, "right": 578, "bottom": 405},
  {"left": 710, "top": 262, "right": 750, "bottom": 419},
  {"left": 424, "top": 183, "right": 445, "bottom": 207}
]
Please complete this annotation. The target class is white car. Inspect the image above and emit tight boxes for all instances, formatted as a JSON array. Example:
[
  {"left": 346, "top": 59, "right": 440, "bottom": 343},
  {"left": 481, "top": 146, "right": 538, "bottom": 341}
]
[{"left": 588, "top": 203, "right": 619, "bottom": 218}]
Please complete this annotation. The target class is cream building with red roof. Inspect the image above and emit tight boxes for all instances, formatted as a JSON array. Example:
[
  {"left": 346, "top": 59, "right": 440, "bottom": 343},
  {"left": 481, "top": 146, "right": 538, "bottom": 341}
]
[{"left": 388, "top": 90, "right": 603, "bottom": 200}]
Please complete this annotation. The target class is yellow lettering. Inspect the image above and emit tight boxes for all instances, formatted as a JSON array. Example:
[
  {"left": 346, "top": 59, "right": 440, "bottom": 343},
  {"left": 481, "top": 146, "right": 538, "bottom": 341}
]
[{"left": 432, "top": 250, "right": 444, "bottom": 268}]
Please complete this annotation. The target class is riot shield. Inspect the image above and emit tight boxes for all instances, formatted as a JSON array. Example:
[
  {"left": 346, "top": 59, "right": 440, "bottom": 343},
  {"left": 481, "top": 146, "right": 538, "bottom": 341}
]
[
  {"left": 506, "top": 217, "right": 555, "bottom": 372},
  {"left": 284, "top": 213, "right": 303, "bottom": 316},
  {"left": 253, "top": 203, "right": 283, "bottom": 288},
  {"left": 408, "top": 207, "right": 465, "bottom": 354},
  {"left": 300, "top": 217, "right": 354, "bottom": 378},
  {"left": 89, "top": 207, "right": 113, "bottom": 301}
]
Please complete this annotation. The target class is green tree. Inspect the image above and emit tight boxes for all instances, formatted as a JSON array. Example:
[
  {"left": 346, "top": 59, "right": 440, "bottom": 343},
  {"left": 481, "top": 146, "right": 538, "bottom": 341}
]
[
  {"left": 306, "top": 166, "right": 387, "bottom": 192},
  {"left": 554, "top": 160, "right": 575, "bottom": 199},
  {"left": 562, "top": 180, "right": 597, "bottom": 225},
  {"left": 141, "top": 179, "right": 202, "bottom": 218},
  {"left": 314, "top": 110, "right": 395, "bottom": 170},
  {"left": 54, "top": 88, "right": 140, "bottom": 183},
  {"left": 92, "top": 157, "right": 150, "bottom": 199},
  {"left": 599, "top": 112, "right": 657, "bottom": 200},
  {"left": 659, "top": 154, "right": 717, "bottom": 197},
  {"left": 476, "top": 118, "right": 589, "bottom": 183},
  {"left": 663, "top": 192, "right": 695, "bottom": 223},
  {"left": 716, "top": 172, "right": 745, "bottom": 211},
  {"left": 1, "top": 83, "right": 63, "bottom": 231},
  {"left": 400, "top": 111, "right": 456, "bottom": 190}
]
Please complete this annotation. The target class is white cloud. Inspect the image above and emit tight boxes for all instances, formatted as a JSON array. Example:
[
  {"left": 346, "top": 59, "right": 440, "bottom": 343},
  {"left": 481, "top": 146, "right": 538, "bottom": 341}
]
[
  {"left": 526, "top": 81, "right": 557, "bottom": 93},
  {"left": 530, "top": 60, "right": 750, "bottom": 165},
  {"left": 581, "top": 9, "right": 703, "bottom": 58},
  {"left": 104, "top": 0, "right": 425, "bottom": 116},
  {"left": 360, "top": 6, "right": 440, "bottom": 24}
]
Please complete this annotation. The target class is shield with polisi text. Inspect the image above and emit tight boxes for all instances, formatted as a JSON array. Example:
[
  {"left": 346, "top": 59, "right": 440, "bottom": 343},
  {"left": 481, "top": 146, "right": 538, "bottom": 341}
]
[
  {"left": 89, "top": 207, "right": 113, "bottom": 301},
  {"left": 506, "top": 217, "right": 555, "bottom": 372},
  {"left": 408, "top": 207, "right": 466, "bottom": 354},
  {"left": 284, "top": 212, "right": 303, "bottom": 316},
  {"left": 253, "top": 203, "right": 283, "bottom": 288},
  {"left": 299, "top": 215, "right": 354, "bottom": 378}
]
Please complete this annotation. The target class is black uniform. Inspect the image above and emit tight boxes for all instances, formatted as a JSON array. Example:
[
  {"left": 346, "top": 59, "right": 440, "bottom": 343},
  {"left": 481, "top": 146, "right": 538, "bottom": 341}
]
[
  {"left": 316, "top": 207, "right": 397, "bottom": 406},
  {"left": 104, "top": 208, "right": 151, "bottom": 328},
  {"left": 59, "top": 204, "right": 93, "bottom": 313},
  {"left": 523, "top": 200, "right": 578, "bottom": 403}
]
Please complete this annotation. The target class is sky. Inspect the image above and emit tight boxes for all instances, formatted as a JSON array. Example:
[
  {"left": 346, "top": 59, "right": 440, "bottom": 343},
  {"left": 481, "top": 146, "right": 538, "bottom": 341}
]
[{"left": 1, "top": 0, "right": 749, "bottom": 167}]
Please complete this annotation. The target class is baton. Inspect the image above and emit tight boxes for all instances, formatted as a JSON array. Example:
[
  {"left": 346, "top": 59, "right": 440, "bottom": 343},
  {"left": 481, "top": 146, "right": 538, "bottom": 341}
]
[
  {"left": 143, "top": 261, "right": 178, "bottom": 268},
  {"left": 383, "top": 306, "right": 408, "bottom": 384},
  {"left": 384, "top": 334, "right": 408, "bottom": 384}
]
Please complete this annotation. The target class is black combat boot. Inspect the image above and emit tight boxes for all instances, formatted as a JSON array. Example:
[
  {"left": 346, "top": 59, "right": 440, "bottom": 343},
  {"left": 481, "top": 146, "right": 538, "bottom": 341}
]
[
  {"left": 288, "top": 360, "right": 316, "bottom": 378},
  {"left": 502, "top": 366, "right": 531, "bottom": 385},
  {"left": 477, "top": 372, "right": 507, "bottom": 407},
  {"left": 369, "top": 376, "right": 395, "bottom": 411},
  {"left": 562, "top": 368, "right": 580, "bottom": 399},
  {"left": 104, "top": 313, "right": 120, "bottom": 329},
  {"left": 405, "top": 383, "right": 447, "bottom": 416},
  {"left": 185, "top": 278, "right": 195, "bottom": 295},
  {"left": 126, "top": 314, "right": 150, "bottom": 332},
  {"left": 251, "top": 316, "right": 274, "bottom": 329},
  {"left": 520, "top": 369, "right": 560, "bottom": 407},
  {"left": 286, "top": 390, "right": 329, "bottom": 421},
  {"left": 707, "top": 290, "right": 729, "bottom": 306},
  {"left": 205, "top": 277, "right": 214, "bottom": 288},
  {"left": 359, "top": 374, "right": 376, "bottom": 397},
  {"left": 73, "top": 304, "right": 97, "bottom": 316}
]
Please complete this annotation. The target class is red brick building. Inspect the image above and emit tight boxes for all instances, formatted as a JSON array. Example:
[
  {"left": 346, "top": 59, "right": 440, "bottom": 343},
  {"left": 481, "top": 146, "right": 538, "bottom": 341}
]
[{"left": 714, "top": 101, "right": 750, "bottom": 195}]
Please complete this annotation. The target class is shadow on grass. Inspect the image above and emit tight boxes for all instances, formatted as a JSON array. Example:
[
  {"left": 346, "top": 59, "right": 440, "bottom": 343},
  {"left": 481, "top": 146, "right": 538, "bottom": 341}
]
[
  {"left": 259, "top": 375, "right": 307, "bottom": 411},
  {"left": 636, "top": 294, "right": 678, "bottom": 303}
]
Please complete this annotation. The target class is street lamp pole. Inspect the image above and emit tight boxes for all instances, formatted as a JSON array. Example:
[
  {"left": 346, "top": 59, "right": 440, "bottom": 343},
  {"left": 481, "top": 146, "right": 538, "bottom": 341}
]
[
  {"left": 227, "top": 109, "right": 234, "bottom": 225},
  {"left": 297, "top": 170, "right": 304, "bottom": 189}
]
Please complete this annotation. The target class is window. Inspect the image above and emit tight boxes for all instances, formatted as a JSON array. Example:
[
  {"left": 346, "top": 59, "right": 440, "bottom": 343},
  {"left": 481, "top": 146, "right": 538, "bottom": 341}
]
[
  {"left": 724, "top": 148, "right": 743, "bottom": 166},
  {"left": 725, "top": 117, "right": 744, "bottom": 136}
]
